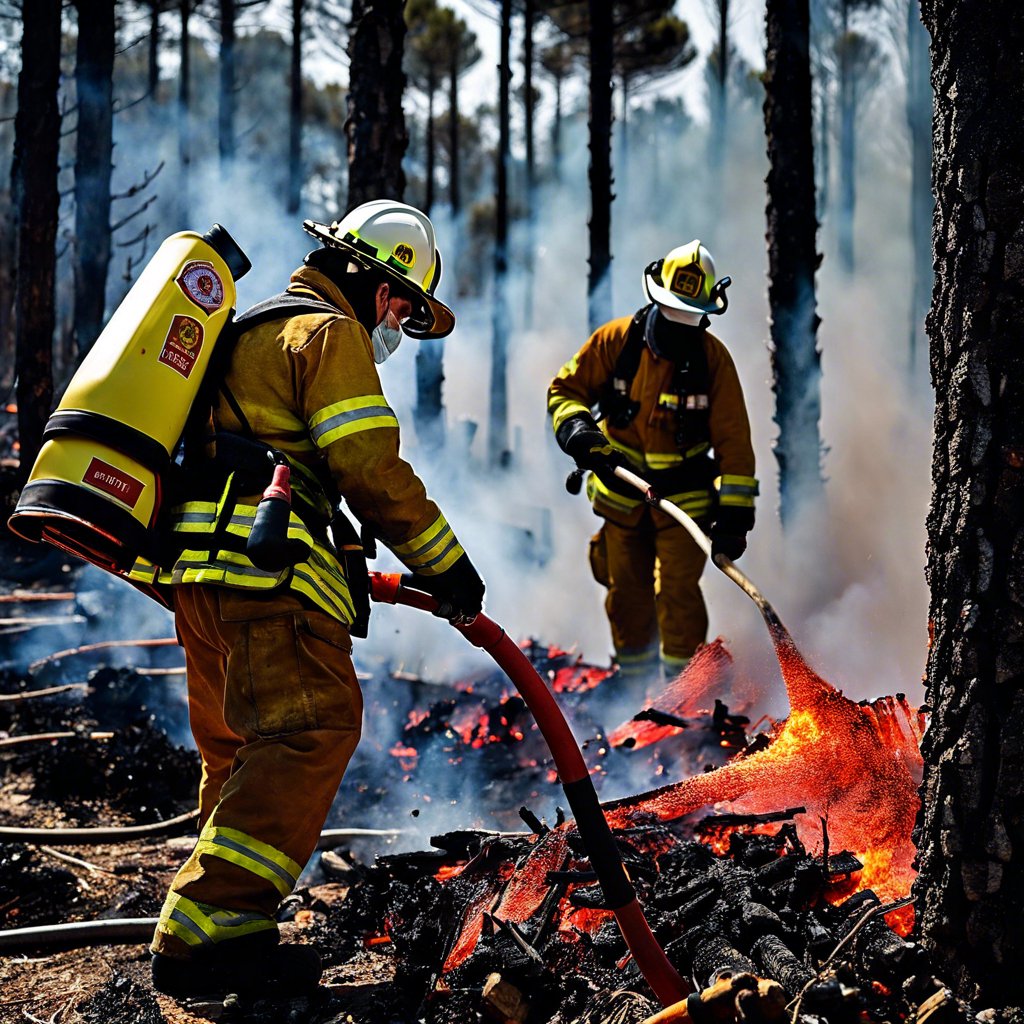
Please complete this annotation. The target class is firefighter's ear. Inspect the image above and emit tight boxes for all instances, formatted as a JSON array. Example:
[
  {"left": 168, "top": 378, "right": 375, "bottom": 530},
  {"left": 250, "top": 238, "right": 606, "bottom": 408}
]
[{"left": 374, "top": 282, "right": 391, "bottom": 323}]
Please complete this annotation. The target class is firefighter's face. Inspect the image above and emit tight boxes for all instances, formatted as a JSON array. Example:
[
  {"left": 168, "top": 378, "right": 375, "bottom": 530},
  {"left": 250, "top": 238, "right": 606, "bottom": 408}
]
[{"left": 374, "top": 283, "right": 413, "bottom": 328}]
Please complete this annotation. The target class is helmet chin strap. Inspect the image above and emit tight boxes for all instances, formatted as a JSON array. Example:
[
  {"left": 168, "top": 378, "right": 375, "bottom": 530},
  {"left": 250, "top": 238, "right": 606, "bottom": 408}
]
[{"left": 655, "top": 303, "right": 707, "bottom": 328}]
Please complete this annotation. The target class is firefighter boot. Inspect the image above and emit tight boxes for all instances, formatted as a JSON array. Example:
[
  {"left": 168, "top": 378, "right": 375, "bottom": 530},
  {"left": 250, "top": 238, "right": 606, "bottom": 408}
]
[{"left": 151, "top": 932, "right": 323, "bottom": 1000}]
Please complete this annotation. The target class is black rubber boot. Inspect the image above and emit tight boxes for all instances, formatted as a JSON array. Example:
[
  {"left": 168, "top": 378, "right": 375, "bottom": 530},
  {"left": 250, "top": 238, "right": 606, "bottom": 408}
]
[{"left": 152, "top": 940, "right": 323, "bottom": 1000}]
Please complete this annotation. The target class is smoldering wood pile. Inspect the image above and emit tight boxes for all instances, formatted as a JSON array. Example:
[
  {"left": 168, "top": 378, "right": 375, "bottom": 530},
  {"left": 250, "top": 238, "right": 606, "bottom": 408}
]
[{"left": 304, "top": 807, "right": 981, "bottom": 1024}]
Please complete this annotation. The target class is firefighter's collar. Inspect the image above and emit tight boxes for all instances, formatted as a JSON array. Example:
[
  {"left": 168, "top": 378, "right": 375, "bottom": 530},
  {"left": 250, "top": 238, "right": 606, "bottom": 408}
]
[{"left": 288, "top": 266, "right": 358, "bottom": 321}]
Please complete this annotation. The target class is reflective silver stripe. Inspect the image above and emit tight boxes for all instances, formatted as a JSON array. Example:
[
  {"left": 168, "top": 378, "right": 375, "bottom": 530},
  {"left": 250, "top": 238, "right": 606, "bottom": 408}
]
[
  {"left": 210, "top": 834, "right": 297, "bottom": 890},
  {"left": 718, "top": 484, "right": 758, "bottom": 496},
  {"left": 403, "top": 523, "right": 453, "bottom": 562},
  {"left": 173, "top": 511, "right": 217, "bottom": 524},
  {"left": 170, "top": 908, "right": 212, "bottom": 945},
  {"left": 292, "top": 567, "right": 355, "bottom": 621},
  {"left": 414, "top": 536, "right": 461, "bottom": 572},
  {"left": 172, "top": 559, "right": 283, "bottom": 579},
  {"left": 310, "top": 405, "right": 396, "bottom": 444}
]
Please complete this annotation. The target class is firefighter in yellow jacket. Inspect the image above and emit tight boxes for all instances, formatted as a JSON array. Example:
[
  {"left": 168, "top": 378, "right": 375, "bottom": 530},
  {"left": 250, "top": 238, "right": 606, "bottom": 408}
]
[
  {"left": 548, "top": 242, "right": 757, "bottom": 683},
  {"left": 132, "top": 201, "right": 484, "bottom": 1000}
]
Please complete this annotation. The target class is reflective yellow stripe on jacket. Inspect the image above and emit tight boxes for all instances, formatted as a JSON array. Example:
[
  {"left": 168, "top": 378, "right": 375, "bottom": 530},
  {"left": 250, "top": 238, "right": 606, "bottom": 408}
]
[
  {"left": 195, "top": 821, "right": 303, "bottom": 897},
  {"left": 716, "top": 474, "right": 759, "bottom": 508},
  {"left": 586, "top": 473, "right": 714, "bottom": 521},
  {"left": 309, "top": 394, "right": 399, "bottom": 448},
  {"left": 389, "top": 511, "right": 465, "bottom": 576}
]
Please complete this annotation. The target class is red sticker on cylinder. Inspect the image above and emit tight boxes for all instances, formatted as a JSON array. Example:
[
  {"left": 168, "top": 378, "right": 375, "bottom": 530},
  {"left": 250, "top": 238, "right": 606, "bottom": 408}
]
[
  {"left": 158, "top": 314, "right": 205, "bottom": 378},
  {"left": 83, "top": 458, "right": 145, "bottom": 508},
  {"left": 176, "top": 260, "right": 225, "bottom": 313}
]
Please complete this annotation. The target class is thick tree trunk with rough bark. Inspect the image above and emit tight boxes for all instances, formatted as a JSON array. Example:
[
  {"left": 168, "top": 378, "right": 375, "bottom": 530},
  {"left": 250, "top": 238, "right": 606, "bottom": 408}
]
[
  {"left": 763, "top": 0, "right": 824, "bottom": 526},
  {"left": 587, "top": 0, "right": 614, "bottom": 332},
  {"left": 72, "top": 0, "right": 115, "bottom": 359},
  {"left": 346, "top": 0, "right": 408, "bottom": 209},
  {"left": 288, "top": 0, "right": 303, "bottom": 213},
  {"left": 12, "top": 0, "right": 62, "bottom": 482},
  {"left": 913, "top": 0, "right": 1024, "bottom": 1006},
  {"left": 219, "top": 0, "right": 236, "bottom": 166},
  {"left": 488, "top": 0, "right": 512, "bottom": 467},
  {"left": 906, "top": 0, "right": 931, "bottom": 372}
]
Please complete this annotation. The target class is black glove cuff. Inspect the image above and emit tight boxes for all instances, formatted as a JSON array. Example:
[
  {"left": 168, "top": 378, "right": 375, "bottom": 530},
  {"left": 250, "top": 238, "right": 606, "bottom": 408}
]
[
  {"left": 555, "top": 413, "right": 601, "bottom": 455},
  {"left": 713, "top": 504, "right": 754, "bottom": 535}
]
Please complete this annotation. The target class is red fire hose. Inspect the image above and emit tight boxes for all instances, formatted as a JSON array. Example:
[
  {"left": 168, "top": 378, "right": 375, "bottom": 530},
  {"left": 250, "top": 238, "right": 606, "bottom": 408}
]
[{"left": 369, "top": 572, "right": 688, "bottom": 1008}]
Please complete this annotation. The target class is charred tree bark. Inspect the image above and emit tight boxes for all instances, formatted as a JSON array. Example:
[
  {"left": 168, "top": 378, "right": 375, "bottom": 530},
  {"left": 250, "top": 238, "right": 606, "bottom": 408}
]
[
  {"left": 288, "top": 0, "right": 303, "bottom": 213},
  {"left": 905, "top": 0, "right": 931, "bottom": 373},
  {"left": 523, "top": 0, "right": 535, "bottom": 196},
  {"left": 763, "top": 0, "right": 824, "bottom": 526},
  {"left": 914, "top": 0, "right": 1024, "bottom": 1005},
  {"left": 489, "top": 0, "right": 512, "bottom": 467},
  {"left": 346, "top": 0, "right": 408, "bottom": 209},
  {"left": 551, "top": 70, "right": 563, "bottom": 179},
  {"left": 219, "top": 0, "right": 236, "bottom": 167},
  {"left": 148, "top": 0, "right": 162, "bottom": 100},
  {"left": 72, "top": 0, "right": 115, "bottom": 359},
  {"left": 12, "top": 0, "right": 62, "bottom": 482},
  {"left": 587, "top": 0, "right": 614, "bottom": 332}
]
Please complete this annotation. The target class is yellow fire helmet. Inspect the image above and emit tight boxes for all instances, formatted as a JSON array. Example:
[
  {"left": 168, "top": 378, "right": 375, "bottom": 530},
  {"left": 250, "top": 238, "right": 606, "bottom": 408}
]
[
  {"left": 303, "top": 200, "right": 455, "bottom": 338},
  {"left": 642, "top": 239, "right": 731, "bottom": 316}
]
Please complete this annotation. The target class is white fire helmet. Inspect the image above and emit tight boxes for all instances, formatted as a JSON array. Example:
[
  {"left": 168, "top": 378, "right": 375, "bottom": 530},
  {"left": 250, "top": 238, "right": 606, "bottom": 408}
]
[
  {"left": 303, "top": 200, "right": 455, "bottom": 339},
  {"left": 642, "top": 240, "right": 731, "bottom": 318}
]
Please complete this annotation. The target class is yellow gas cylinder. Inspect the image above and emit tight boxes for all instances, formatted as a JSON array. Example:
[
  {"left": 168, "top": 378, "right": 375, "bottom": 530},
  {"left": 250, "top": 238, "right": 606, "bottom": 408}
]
[{"left": 9, "top": 225, "right": 251, "bottom": 574}]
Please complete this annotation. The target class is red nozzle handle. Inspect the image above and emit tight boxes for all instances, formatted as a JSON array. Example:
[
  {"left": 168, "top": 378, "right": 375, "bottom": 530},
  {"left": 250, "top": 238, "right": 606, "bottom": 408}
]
[{"left": 263, "top": 463, "right": 292, "bottom": 503}]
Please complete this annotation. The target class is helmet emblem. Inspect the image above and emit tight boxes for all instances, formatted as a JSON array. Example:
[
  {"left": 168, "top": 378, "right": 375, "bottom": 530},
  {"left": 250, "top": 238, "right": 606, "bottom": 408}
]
[
  {"left": 670, "top": 263, "right": 705, "bottom": 299},
  {"left": 393, "top": 243, "right": 416, "bottom": 269}
]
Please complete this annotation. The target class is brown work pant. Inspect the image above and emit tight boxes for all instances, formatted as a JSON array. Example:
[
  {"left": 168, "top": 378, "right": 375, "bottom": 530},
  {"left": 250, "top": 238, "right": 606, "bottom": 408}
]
[
  {"left": 589, "top": 508, "right": 709, "bottom": 664},
  {"left": 152, "top": 585, "right": 362, "bottom": 959}
]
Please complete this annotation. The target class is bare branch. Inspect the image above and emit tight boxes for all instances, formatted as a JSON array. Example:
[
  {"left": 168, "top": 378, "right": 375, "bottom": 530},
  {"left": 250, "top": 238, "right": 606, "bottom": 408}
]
[{"left": 110, "top": 194, "right": 157, "bottom": 233}]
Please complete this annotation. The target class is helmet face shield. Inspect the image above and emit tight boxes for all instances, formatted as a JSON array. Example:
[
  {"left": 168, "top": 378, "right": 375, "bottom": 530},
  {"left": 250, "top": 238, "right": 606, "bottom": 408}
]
[{"left": 302, "top": 202, "right": 455, "bottom": 338}]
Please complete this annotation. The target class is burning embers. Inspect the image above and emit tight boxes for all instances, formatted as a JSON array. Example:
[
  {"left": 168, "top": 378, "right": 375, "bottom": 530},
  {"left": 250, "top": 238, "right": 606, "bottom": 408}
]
[{"left": 606, "top": 623, "right": 924, "bottom": 917}]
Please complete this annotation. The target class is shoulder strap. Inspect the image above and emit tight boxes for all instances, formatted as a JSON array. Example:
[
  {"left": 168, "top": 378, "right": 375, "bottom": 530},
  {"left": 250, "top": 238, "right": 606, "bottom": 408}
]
[
  {"left": 232, "top": 291, "right": 343, "bottom": 329},
  {"left": 598, "top": 305, "right": 650, "bottom": 426}
]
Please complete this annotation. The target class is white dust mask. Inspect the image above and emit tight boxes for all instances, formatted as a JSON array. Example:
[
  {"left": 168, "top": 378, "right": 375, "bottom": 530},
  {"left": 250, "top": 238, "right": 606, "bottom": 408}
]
[{"left": 371, "top": 309, "right": 404, "bottom": 364}]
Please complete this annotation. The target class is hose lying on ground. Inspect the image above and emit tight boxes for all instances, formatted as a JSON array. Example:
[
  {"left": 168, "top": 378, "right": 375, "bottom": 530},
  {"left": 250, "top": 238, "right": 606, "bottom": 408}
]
[{"left": 0, "top": 918, "right": 158, "bottom": 952}]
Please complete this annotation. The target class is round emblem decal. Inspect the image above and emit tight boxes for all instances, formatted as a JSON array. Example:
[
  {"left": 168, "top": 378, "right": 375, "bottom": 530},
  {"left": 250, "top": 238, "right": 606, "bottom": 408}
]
[
  {"left": 177, "top": 260, "right": 226, "bottom": 314},
  {"left": 393, "top": 243, "right": 416, "bottom": 269}
]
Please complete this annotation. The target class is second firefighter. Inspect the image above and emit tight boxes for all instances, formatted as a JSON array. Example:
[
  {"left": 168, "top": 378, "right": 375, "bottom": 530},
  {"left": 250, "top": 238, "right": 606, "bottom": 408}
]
[{"left": 548, "top": 241, "right": 758, "bottom": 684}]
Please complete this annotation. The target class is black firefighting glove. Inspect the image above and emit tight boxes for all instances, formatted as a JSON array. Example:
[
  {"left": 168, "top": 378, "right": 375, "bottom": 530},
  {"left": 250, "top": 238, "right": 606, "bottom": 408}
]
[
  {"left": 556, "top": 414, "right": 626, "bottom": 484},
  {"left": 709, "top": 505, "right": 755, "bottom": 563},
  {"left": 411, "top": 552, "right": 485, "bottom": 626}
]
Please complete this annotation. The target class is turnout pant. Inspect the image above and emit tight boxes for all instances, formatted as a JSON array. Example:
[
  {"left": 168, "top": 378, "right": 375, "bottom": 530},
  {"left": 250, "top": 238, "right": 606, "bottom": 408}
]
[
  {"left": 589, "top": 507, "right": 708, "bottom": 679},
  {"left": 152, "top": 585, "right": 362, "bottom": 959}
]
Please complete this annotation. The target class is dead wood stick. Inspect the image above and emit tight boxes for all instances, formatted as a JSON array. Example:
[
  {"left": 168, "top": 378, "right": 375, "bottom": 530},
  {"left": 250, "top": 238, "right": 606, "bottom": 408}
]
[
  {"left": 0, "top": 683, "right": 90, "bottom": 703},
  {"left": 28, "top": 637, "right": 178, "bottom": 674},
  {"left": 0, "top": 731, "right": 114, "bottom": 749},
  {"left": 38, "top": 846, "right": 115, "bottom": 876},
  {"left": 0, "top": 592, "right": 75, "bottom": 604},
  {"left": 135, "top": 666, "right": 185, "bottom": 677},
  {"left": 0, "top": 808, "right": 198, "bottom": 846},
  {"left": 0, "top": 615, "right": 86, "bottom": 629},
  {"left": 787, "top": 896, "right": 916, "bottom": 1022}
]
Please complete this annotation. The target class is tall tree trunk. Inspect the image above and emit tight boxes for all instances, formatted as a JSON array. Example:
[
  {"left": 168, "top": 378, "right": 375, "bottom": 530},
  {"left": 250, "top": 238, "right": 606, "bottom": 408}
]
[
  {"left": 413, "top": 338, "right": 445, "bottom": 453},
  {"left": 288, "top": 0, "right": 303, "bottom": 213},
  {"left": 177, "top": 0, "right": 191, "bottom": 223},
  {"left": 72, "top": 0, "right": 115, "bottom": 360},
  {"left": 424, "top": 74, "right": 435, "bottom": 214},
  {"left": 448, "top": 52, "right": 460, "bottom": 213},
  {"left": 708, "top": 0, "right": 729, "bottom": 174},
  {"left": 12, "top": 0, "right": 62, "bottom": 483},
  {"left": 587, "top": 0, "right": 614, "bottom": 332},
  {"left": 346, "top": 0, "right": 408, "bottom": 208},
  {"left": 815, "top": 64, "right": 831, "bottom": 220},
  {"left": 763, "top": 0, "right": 824, "bottom": 526},
  {"left": 914, "top": 0, "right": 1024, "bottom": 1005},
  {"left": 219, "top": 0, "right": 236, "bottom": 167},
  {"left": 148, "top": 0, "right": 161, "bottom": 100},
  {"left": 906, "top": 0, "right": 931, "bottom": 373},
  {"left": 837, "top": 43, "right": 856, "bottom": 274},
  {"left": 488, "top": 0, "right": 512, "bottom": 467},
  {"left": 523, "top": 0, "right": 535, "bottom": 195}
]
